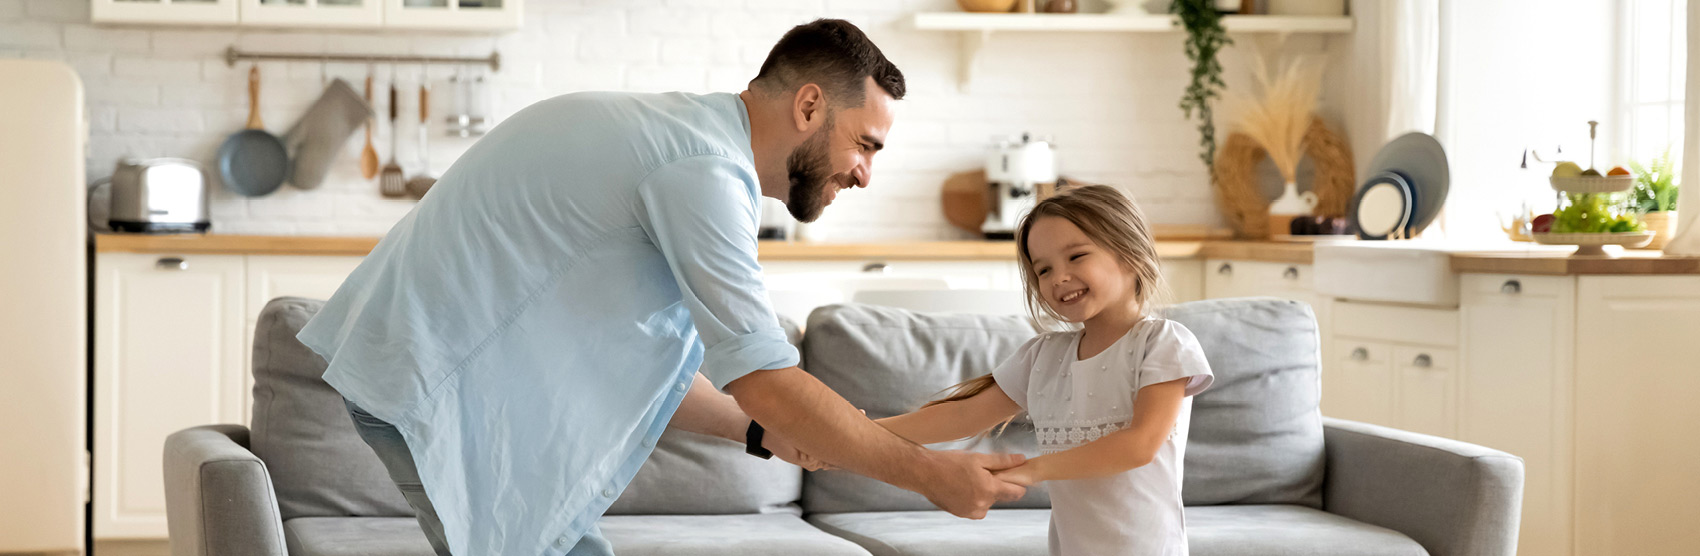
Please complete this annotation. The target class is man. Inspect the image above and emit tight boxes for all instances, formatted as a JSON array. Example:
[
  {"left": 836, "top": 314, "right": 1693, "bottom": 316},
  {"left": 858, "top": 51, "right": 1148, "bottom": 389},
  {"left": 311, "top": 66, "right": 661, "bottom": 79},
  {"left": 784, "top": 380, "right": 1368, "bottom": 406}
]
[{"left": 299, "top": 19, "right": 1028, "bottom": 556}]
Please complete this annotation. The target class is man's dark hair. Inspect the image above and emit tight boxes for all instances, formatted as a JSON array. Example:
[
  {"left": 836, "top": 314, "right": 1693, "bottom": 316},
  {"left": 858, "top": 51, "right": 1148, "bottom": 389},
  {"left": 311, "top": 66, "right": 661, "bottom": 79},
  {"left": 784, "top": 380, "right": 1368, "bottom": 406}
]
[{"left": 752, "top": 19, "right": 906, "bottom": 107}]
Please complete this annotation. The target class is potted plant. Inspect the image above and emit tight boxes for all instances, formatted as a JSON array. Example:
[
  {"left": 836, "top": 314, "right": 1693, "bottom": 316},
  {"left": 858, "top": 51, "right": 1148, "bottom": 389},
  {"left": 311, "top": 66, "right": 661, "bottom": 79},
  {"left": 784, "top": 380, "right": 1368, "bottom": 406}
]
[
  {"left": 1172, "top": 0, "right": 1231, "bottom": 168},
  {"left": 1630, "top": 149, "right": 1680, "bottom": 249}
]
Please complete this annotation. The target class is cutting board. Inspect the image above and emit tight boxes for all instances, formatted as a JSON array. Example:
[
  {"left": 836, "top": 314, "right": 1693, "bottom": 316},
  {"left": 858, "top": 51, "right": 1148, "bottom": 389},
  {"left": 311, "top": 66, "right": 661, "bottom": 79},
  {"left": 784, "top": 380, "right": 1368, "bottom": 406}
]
[{"left": 942, "top": 169, "right": 987, "bottom": 234}]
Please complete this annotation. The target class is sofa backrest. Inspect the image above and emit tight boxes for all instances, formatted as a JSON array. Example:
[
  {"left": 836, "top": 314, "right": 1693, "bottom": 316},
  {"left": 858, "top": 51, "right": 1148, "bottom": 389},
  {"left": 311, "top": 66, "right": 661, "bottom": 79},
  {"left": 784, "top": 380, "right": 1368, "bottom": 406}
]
[
  {"left": 249, "top": 297, "right": 805, "bottom": 520},
  {"left": 797, "top": 304, "right": 1051, "bottom": 513},
  {"left": 796, "top": 298, "right": 1326, "bottom": 514},
  {"left": 1163, "top": 298, "right": 1325, "bottom": 508},
  {"left": 250, "top": 297, "right": 414, "bottom": 520}
]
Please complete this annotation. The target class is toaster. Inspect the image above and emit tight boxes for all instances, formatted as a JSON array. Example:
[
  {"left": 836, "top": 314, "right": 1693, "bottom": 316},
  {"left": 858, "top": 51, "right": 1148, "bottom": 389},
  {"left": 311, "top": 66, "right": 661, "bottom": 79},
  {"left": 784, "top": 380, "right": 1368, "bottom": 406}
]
[{"left": 93, "top": 158, "right": 211, "bottom": 233}]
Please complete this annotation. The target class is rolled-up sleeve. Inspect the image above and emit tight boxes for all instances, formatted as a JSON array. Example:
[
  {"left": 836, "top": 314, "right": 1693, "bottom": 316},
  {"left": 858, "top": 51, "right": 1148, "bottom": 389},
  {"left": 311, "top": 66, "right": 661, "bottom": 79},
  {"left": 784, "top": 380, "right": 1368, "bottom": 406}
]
[{"left": 635, "top": 154, "right": 799, "bottom": 389}]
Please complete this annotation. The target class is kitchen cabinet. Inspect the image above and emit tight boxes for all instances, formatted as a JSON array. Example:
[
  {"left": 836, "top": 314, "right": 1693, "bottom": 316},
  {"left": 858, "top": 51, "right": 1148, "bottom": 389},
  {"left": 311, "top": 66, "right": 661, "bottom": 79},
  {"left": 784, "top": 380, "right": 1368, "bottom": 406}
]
[
  {"left": 91, "top": 0, "right": 240, "bottom": 25},
  {"left": 1323, "top": 301, "right": 1458, "bottom": 437},
  {"left": 1459, "top": 273, "right": 1574, "bottom": 556},
  {"left": 1204, "top": 258, "right": 1330, "bottom": 379},
  {"left": 91, "top": 0, "right": 519, "bottom": 30},
  {"left": 93, "top": 253, "right": 245, "bottom": 539},
  {"left": 241, "top": 255, "right": 363, "bottom": 422},
  {"left": 1573, "top": 276, "right": 1700, "bottom": 556},
  {"left": 238, "top": 0, "right": 383, "bottom": 28}
]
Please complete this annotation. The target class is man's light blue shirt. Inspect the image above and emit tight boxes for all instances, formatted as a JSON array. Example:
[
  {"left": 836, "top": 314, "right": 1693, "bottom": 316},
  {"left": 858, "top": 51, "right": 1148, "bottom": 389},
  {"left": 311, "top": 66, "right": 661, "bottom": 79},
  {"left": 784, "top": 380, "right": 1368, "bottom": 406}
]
[{"left": 297, "top": 91, "right": 799, "bottom": 556}]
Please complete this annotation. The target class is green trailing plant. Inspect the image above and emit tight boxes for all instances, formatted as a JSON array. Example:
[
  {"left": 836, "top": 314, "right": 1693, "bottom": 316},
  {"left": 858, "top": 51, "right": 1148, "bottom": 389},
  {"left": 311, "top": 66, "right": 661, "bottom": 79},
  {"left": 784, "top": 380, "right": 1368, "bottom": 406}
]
[
  {"left": 1629, "top": 148, "right": 1680, "bottom": 213},
  {"left": 1172, "top": 0, "right": 1232, "bottom": 168}
]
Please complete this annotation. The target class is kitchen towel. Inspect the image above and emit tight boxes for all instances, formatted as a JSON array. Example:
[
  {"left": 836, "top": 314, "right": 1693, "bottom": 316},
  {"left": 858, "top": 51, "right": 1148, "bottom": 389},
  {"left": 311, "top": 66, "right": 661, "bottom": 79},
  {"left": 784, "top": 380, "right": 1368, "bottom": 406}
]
[{"left": 285, "top": 78, "right": 373, "bottom": 191}]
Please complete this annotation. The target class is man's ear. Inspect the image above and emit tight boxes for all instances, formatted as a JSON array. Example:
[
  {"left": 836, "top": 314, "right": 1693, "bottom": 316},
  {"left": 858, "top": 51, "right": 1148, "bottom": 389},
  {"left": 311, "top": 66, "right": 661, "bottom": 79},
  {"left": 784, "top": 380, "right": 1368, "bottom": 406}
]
[{"left": 791, "top": 83, "right": 825, "bottom": 133}]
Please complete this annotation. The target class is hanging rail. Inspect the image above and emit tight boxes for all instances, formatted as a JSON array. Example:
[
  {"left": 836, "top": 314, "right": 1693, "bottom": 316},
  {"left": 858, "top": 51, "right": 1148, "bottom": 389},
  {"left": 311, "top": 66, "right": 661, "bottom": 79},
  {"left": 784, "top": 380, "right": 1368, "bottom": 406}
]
[{"left": 224, "top": 46, "right": 500, "bottom": 72}]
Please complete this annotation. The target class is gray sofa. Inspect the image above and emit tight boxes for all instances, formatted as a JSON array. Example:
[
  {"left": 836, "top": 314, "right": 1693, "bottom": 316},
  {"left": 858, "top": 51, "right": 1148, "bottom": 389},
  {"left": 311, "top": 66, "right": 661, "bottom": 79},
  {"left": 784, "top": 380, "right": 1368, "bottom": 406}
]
[{"left": 164, "top": 297, "right": 1523, "bottom": 556}]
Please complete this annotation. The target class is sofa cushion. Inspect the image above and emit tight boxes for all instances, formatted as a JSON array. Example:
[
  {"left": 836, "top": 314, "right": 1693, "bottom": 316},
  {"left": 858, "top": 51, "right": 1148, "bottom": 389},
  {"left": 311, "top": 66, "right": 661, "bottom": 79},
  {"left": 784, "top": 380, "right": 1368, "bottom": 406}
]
[
  {"left": 283, "top": 517, "right": 434, "bottom": 556},
  {"left": 798, "top": 304, "right": 1048, "bottom": 513},
  {"left": 600, "top": 513, "right": 871, "bottom": 556},
  {"left": 807, "top": 510, "right": 1050, "bottom": 556},
  {"left": 808, "top": 506, "right": 1426, "bottom": 556},
  {"left": 1187, "top": 505, "right": 1429, "bottom": 556},
  {"left": 606, "top": 315, "right": 806, "bottom": 515},
  {"left": 1165, "top": 298, "right": 1326, "bottom": 508},
  {"left": 250, "top": 297, "right": 413, "bottom": 520}
]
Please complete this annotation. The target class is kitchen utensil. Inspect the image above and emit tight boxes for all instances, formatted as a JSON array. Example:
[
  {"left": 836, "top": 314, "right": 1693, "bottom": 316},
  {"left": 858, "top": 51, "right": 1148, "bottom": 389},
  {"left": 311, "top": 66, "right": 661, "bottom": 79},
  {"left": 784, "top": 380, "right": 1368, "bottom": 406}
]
[
  {"left": 88, "top": 158, "right": 210, "bottom": 234},
  {"left": 380, "top": 79, "right": 406, "bottom": 198},
  {"left": 982, "top": 133, "right": 1056, "bottom": 239},
  {"left": 216, "top": 65, "right": 288, "bottom": 197},
  {"left": 942, "top": 169, "right": 988, "bottom": 234},
  {"left": 406, "top": 79, "right": 436, "bottom": 199},
  {"left": 1349, "top": 171, "right": 1413, "bottom": 240},
  {"left": 284, "top": 78, "right": 372, "bottom": 190},
  {"left": 1532, "top": 231, "right": 1654, "bottom": 256},
  {"left": 359, "top": 73, "right": 379, "bottom": 180},
  {"left": 445, "top": 67, "right": 490, "bottom": 138},
  {"left": 1363, "top": 132, "right": 1448, "bottom": 236}
]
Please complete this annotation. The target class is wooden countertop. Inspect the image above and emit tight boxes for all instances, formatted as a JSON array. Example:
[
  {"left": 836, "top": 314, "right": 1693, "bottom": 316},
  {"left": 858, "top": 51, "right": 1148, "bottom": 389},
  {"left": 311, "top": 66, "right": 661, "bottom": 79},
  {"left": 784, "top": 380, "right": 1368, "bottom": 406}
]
[
  {"left": 1449, "top": 250, "right": 1700, "bottom": 275},
  {"left": 94, "top": 234, "right": 1208, "bottom": 260},
  {"left": 1199, "top": 241, "right": 1317, "bottom": 264}
]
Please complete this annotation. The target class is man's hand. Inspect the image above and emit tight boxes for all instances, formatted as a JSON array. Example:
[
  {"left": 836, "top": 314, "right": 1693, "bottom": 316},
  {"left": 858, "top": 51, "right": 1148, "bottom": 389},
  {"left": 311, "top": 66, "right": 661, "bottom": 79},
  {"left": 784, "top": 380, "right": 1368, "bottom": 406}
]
[
  {"left": 992, "top": 462, "right": 1041, "bottom": 487},
  {"left": 917, "top": 451, "right": 1028, "bottom": 519}
]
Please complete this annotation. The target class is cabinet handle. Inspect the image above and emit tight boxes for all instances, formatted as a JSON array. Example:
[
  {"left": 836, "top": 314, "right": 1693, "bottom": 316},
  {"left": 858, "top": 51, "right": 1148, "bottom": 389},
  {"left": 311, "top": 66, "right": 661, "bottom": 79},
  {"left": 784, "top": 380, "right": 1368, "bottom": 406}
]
[
  {"left": 862, "top": 262, "right": 889, "bottom": 274},
  {"left": 1501, "top": 279, "right": 1521, "bottom": 294},
  {"left": 1217, "top": 263, "right": 1233, "bottom": 276},
  {"left": 1350, "top": 347, "right": 1368, "bottom": 361},
  {"left": 1283, "top": 266, "right": 1300, "bottom": 280},
  {"left": 156, "top": 257, "right": 188, "bottom": 271},
  {"left": 1412, "top": 354, "right": 1433, "bottom": 368}
]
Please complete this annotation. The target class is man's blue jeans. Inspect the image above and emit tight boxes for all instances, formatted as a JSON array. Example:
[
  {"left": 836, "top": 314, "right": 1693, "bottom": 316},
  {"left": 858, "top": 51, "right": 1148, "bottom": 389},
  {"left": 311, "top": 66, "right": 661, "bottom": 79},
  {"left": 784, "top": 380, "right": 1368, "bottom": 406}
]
[{"left": 343, "top": 399, "right": 614, "bottom": 555}]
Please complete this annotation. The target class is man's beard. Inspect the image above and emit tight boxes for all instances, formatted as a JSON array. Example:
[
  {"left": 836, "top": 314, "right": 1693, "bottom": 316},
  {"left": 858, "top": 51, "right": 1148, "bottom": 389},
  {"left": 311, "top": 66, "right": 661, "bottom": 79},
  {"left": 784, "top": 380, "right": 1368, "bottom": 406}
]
[{"left": 785, "top": 119, "right": 836, "bottom": 223}]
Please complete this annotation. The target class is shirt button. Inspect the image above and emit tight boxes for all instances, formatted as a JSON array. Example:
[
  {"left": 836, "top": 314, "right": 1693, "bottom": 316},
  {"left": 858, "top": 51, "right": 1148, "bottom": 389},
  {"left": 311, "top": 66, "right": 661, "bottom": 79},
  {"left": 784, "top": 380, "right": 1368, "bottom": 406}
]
[
  {"left": 674, "top": 381, "right": 688, "bottom": 393},
  {"left": 556, "top": 536, "right": 570, "bottom": 547},
  {"left": 602, "top": 487, "right": 616, "bottom": 498}
]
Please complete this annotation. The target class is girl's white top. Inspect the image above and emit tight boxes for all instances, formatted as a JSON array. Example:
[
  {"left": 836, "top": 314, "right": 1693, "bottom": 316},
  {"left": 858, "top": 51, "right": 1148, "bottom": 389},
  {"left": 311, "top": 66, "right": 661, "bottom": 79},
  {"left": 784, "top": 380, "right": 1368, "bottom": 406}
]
[{"left": 993, "top": 318, "right": 1215, "bottom": 556}]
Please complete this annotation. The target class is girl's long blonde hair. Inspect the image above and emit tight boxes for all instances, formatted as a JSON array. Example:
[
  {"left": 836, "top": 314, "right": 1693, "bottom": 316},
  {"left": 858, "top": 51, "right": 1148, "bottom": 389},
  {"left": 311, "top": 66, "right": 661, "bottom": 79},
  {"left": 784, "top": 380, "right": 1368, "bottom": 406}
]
[{"left": 923, "top": 184, "right": 1167, "bottom": 411}]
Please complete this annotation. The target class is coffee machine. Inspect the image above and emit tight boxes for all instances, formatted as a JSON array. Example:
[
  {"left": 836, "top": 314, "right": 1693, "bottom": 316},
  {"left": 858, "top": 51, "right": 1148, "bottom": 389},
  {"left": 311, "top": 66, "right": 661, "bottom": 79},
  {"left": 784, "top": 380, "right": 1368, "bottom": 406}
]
[{"left": 982, "top": 133, "right": 1057, "bottom": 239}]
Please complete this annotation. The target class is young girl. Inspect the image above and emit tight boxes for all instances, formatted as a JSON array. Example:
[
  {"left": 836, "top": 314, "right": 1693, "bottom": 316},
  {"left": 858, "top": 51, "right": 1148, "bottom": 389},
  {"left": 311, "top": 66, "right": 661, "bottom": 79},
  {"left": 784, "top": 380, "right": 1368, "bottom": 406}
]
[{"left": 877, "top": 184, "right": 1214, "bottom": 556}]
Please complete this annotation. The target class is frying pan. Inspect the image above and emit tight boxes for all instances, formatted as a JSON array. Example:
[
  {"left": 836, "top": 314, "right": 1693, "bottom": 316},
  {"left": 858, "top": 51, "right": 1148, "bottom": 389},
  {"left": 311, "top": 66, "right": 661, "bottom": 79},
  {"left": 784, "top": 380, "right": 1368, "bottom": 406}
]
[{"left": 217, "top": 65, "right": 288, "bottom": 197}]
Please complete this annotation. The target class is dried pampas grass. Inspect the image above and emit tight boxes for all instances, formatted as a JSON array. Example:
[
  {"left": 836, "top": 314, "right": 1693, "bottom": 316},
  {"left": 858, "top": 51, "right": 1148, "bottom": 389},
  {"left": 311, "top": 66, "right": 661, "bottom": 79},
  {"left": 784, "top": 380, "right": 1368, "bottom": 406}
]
[
  {"left": 1213, "top": 118, "right": 1356, "bottom": 239},
  {"left": 1223, "top": 55, "right": 1325, "bottom": 184}
]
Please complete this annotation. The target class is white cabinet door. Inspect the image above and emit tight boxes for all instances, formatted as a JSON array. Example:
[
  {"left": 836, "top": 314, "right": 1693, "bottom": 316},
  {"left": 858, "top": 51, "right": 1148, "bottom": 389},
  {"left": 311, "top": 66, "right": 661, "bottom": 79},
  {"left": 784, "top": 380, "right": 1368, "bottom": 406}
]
[
  {"left": 1162, "top": 258, "right": 1203, "bottom": 303},
  {"left": 382, "top": 0, "right": 521, "bottom": 30},
  {"left": 91, "top": 0, "right": 240, "bottom": 25},
  {"left": 1393, "top": 346, "right": 1456, "bottom": 438},
  {"left": 242, "top": 255, "right": 363, "bottom": 422},
  {"left": 1324, "top": 339, "right": 1394, "bottom": 425},
  {"left": 1574, "top": 276, "right": 1700, "bottom": 556},
  {"left": 93, "top": 253, "right": 245, "bottom": 539},
  {"left": 239, "top": 0, "right": 382, "bottom": 27},
  {"left": 1459, "top": 273, "right": 1575, "bottom": 556}
]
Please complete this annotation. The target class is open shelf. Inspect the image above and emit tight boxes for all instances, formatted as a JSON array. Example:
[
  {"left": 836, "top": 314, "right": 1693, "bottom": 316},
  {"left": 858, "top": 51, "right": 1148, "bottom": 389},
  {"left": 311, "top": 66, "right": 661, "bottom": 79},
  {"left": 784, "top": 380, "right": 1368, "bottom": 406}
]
[{"left": 913, "top": 12, "right": 1354, "bottom": 90}]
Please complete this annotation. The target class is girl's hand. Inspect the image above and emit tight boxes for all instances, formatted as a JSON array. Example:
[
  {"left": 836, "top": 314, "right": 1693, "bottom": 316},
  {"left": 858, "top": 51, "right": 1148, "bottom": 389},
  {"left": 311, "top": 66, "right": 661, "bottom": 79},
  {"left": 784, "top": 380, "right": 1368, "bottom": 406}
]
[{"left": 993, "top": 461, "right": 1042, "bottom": 486}]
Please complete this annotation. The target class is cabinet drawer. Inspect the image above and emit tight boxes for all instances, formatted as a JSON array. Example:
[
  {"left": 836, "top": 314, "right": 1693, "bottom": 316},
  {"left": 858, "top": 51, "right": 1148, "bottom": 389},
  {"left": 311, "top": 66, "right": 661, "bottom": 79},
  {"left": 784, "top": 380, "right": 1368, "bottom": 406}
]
[
  {"left": 1324, "top": 339, "right": 1395, "bottom": 425},
  {"left": 1394, "top": 346, "right": 1458, "bottom": 438},
  {"left": 1462, "top": 274, "right": 1572, "bottom": 298},
  {"left": 1331, "top": 301, "right": 1458, "bottom": 347},
  {"left": 1204, "top": 259, "right": 1313, "bottom": 299}
]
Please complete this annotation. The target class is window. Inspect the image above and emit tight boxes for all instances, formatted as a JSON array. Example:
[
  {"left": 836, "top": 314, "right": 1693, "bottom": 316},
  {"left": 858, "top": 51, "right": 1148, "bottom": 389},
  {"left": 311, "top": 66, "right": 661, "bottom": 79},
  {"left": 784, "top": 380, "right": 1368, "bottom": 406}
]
[{"left": 1619, "top": 0, "right": 1687, "bottom": 165}]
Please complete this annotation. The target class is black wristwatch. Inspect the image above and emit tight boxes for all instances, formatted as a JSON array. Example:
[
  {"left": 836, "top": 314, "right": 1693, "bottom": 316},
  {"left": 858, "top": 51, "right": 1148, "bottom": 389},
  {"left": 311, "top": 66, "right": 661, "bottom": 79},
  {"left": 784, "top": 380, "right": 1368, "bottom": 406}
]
[{"left": 744, "top": 420, "right": 773, "bottom": 460}]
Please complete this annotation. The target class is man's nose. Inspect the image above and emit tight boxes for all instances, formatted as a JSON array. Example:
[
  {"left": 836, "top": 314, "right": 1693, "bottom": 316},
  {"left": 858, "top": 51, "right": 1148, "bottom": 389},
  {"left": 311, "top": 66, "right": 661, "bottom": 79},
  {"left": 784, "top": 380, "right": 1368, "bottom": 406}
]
[{"left": 852, "top": 162, "right": 871, "bottom": 189}]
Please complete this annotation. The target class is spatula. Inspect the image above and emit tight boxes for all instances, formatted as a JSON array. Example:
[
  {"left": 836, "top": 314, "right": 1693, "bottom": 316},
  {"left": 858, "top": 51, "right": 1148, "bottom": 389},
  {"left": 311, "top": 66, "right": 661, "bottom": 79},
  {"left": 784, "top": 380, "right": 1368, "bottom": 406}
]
[
  {"left": 359, "top": 73, "right": 379, "bottom": 181},
  {"left": 379, "top": 80, "right": 406, "bottom": 198}
]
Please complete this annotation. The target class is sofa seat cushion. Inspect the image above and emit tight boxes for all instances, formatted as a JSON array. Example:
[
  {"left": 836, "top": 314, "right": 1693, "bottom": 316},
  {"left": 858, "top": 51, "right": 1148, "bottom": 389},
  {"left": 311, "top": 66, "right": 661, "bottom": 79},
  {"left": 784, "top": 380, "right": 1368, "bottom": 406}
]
[
  {"left": 1187, "top": 505, "right": 1428, "bottom": 556},
  {"left": 283, "top": 517, "right": 435, "bottom": 556},
  {"left": 807, "top": 510, "right": 1051, "bottom": 556},
  {"left": 807, "top": 506, "right": 1427, "bottom": 556},
  {"left": 599, "top": 513, "right": 871, "bottom": 556}
]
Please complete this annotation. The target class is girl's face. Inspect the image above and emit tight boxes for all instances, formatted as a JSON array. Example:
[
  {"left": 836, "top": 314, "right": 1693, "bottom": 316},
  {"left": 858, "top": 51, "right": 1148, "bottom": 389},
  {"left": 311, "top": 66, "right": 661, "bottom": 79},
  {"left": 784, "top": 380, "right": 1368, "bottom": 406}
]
[{"left": 1026, "top": 216, "right": 1139, "bottom": 324}]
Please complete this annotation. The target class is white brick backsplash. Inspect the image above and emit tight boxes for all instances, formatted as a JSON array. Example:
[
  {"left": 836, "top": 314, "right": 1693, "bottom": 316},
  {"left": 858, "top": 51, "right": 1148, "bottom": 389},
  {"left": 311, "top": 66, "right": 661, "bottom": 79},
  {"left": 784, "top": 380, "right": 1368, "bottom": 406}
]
[
  {"left": 118, "top": 108, "right": 207, "bottom": 135},
  {"left": 62, "top": 25, "right": 148, "bottom": 51},
  {"left": 0, "top": 22, "right": 56, "bottom": 48},
  {"left": 0, "top": 0, "right": 1364, "bottom": 237}
]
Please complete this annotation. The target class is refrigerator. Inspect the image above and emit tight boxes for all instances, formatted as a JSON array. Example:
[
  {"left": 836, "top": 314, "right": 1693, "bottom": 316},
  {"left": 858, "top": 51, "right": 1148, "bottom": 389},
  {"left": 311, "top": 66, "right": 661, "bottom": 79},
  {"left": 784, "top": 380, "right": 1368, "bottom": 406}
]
[{"left": 0, "top": 59, "right": 89, "bottom": 553}]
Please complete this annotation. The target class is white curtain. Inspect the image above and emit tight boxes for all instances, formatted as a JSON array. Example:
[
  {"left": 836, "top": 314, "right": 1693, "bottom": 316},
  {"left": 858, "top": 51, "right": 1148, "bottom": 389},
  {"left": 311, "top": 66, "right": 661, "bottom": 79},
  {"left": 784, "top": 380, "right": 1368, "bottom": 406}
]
[
  {"left": 1667, "top": 0, "right": 1700, "bottom": 255},
  {"left": 1346, "top": 0, "right": 1440, "bottom": 179}
]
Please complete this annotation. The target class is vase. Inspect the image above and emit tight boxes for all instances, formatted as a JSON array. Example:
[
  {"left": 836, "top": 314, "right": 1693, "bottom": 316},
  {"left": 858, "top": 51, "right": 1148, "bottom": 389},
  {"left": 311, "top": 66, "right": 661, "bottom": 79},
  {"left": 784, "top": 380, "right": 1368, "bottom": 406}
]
[{"left": 1640, "top": 211, "right": 1678, "bottom": 250}]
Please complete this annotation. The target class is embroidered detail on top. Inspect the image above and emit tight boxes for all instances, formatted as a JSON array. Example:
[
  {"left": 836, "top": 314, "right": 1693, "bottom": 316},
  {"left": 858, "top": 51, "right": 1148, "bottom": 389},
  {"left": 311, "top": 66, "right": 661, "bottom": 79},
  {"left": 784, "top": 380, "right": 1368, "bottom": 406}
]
[{"left": 1036, "top": 421, "right": 1129, "bottom": 454}]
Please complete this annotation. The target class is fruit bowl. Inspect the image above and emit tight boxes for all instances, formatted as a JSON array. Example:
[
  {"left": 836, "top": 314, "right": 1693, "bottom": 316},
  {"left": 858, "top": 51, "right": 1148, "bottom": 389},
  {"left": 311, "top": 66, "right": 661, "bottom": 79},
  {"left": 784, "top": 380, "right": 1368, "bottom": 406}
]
[
  {"left": 1531, "top": 231, "right": 1654, "bottom": 256},
  {"left": 1550, "top": 175, "right": 1635, "bottom": 194}
]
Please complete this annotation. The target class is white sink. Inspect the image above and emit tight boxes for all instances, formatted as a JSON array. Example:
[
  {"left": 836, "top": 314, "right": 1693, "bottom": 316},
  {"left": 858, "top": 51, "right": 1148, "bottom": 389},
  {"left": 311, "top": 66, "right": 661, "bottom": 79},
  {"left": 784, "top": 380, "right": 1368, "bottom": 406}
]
[{"left": 1313, "top": 241, "right": 1564, "bottom": 306}]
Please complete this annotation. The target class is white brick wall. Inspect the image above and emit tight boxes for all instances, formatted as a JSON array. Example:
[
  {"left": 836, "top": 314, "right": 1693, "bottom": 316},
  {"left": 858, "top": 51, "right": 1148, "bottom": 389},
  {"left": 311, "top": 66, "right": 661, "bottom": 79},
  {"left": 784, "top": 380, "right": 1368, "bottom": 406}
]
[{"left": 3, "top": 0, "right": 1348, "bottom": 240}]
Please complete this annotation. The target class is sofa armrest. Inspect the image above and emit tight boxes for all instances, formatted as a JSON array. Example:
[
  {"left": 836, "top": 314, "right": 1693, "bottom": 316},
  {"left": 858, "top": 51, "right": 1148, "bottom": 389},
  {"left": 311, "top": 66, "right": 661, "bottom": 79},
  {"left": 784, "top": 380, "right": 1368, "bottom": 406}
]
[
  {"left": 163, "top": 424, "right": 287, "bottom": 556},
  {"left": 1322, "top": 418, "right": 1524, "bottom": 556}
]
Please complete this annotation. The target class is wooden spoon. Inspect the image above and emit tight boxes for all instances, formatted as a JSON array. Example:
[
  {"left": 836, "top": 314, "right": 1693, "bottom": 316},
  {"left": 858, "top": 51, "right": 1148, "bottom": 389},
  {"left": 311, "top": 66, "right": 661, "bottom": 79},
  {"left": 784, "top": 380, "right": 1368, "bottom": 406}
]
[{"left": 358, "top": 73, "right": 379, "bottom": 180}]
